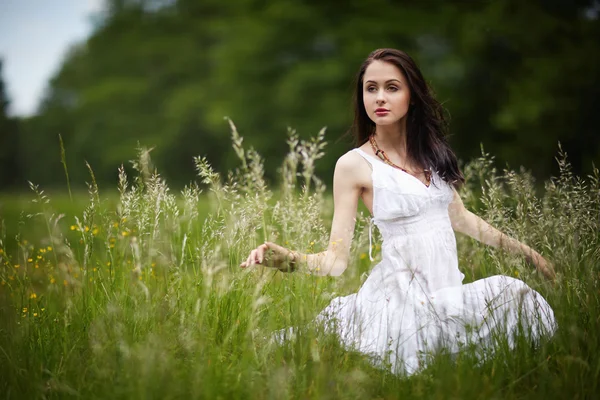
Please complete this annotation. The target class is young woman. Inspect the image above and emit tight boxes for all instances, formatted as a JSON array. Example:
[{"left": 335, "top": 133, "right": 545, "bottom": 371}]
[{"left": 240, "top": 48, "right": 556, "bottom": 375}]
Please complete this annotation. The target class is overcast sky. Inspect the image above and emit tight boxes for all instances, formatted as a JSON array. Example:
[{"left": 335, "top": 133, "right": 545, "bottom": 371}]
[{"left": 0, "top": 0, "right": 103, "bottom": 116}]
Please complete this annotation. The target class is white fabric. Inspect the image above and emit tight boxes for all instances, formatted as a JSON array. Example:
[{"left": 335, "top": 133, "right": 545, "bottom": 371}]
[{"left": 313, "top": 148, "right": 557, "bottom": 375}]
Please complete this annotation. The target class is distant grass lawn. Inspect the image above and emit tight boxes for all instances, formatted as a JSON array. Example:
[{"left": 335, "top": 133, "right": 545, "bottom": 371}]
[
  {"left": 0, "top": 190, "right": 213, "bottom": 252},
  {"left": 1, "top": 191, "right": 92, "bottom": 247}
]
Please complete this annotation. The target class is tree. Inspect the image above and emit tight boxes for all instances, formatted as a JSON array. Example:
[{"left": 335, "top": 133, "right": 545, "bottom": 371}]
[
  {"left": 18, "top": 0, "right": 600, "bottom": 190},
  {"left": 0, "top": 60, "right": 21, "bottom": 190}
]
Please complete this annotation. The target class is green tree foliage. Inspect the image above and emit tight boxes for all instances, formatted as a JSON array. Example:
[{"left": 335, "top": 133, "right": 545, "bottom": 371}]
[
  {"left": 0, "top": 60, "right": 21, "bottom": 190},
  {"left": 15, "top": 0, "right": 600, "bottom": 189},
  {"left": 443, "top": 0, "right": 600, "bottom": 175}
]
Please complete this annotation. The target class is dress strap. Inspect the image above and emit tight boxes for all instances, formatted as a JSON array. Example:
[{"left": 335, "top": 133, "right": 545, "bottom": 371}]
[
  {"left": 354, "top": 148, "right": 376, "bottom": 262},
  {"left": 352, "top": 148, "right": 375, "bottom": 169},
  {"left": 368, "top": 217, "right": 375, "bottom": 262}
]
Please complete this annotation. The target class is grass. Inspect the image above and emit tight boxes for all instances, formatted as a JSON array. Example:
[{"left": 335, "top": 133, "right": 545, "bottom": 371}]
[{"left": 0, "top": 123, "right": 599, "bottom": 399}]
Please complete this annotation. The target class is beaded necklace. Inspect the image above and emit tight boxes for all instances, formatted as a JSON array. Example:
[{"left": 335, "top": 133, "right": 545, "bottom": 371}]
[{"left": 368, "top": 135, "right": 432, "bottom": 187}]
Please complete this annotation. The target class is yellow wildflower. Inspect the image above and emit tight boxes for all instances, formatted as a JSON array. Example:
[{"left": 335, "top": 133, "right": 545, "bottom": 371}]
[
  {"left": 22, "top": 307, "right": 28, "bottom": 313},
  {"left": 122, "top": 231, "right": 129, "bottom": 237},
  {"left": 0, "top": 248, "right": 3, "bottom": 254},
  {"left": 360, "top": 253, "right": 367, "bottom": 260},
  {"left": 30, "top": 293, "right": 37, "bottom": 299},
  {"left": 63, "top": 280, "right": 68, "bottom": 286},
  {"left": 50, "top": 277, "right": 56, "bottom": 284},
  {"left": 92, "top": 228, "right": 99, "bottom": 236},
  {"left": 70, "top": 225, "right": 77, "bottom": 231},
  {"left": 33, "top": 313, "right": 38, "bottom": 317},
  {"left": 113, "top": 222, "right": 119, "bottom": 228},
  {"left": 93, "top": 267, "right": 97, "bottom": 272},
  {"left": 35, "top": 264, "right": 39, "bottom": 269},
  {"left": 37, "top": 255, "right": 42, "bottom": 260},
  {"left": 14, "top": 264, "right": 20, "bottom": 269},
  {"left": 40, "top": 248, "right": 46, "bottom": 254},
  {"left": 84, "top": 226, "right": 90, "bottom": 232},
  {"left": 46, "top": 246, "right": 52, "bottom": 251},
  {"left": 106, "top": 261, "right": 111, "bottom": 267},
  {"left": 27, "top": 258, "right": 33, "bottom": 263}
]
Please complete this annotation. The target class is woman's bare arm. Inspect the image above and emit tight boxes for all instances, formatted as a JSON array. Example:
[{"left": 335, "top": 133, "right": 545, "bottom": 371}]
[
  {"left": 240, "top": 152, "right": 364, "bottom": 276},
  {"left": 448, "top": 189, "right": 555, "bottom": 280},
  {"left": 302, "top": 153, "right": 363, "bottom": 275}
]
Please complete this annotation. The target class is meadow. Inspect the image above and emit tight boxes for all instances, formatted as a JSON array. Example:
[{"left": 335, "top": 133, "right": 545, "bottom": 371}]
[{"left": 0, "top": 123, "right": 599, "bottom": 399}]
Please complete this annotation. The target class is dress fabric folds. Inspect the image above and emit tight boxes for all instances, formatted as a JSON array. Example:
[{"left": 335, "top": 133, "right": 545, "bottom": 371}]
[{"left": 314, "top": 148, "right": 556, "bottom": 375}]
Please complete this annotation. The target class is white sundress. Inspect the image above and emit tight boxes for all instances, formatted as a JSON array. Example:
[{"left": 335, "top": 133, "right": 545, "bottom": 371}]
[{"left": 312, "top": 148, "right": 557, "bottom": 376}]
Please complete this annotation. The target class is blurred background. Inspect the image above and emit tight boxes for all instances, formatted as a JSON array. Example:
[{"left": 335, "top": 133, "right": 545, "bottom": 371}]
[{"left": 0, "top": 0, "right": 599, "bottom": 192}]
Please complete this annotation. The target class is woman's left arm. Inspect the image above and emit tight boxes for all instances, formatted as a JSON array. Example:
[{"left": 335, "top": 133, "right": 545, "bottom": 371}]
[{"left": 448, "top": 189, "right": 556, "bottom": 281}]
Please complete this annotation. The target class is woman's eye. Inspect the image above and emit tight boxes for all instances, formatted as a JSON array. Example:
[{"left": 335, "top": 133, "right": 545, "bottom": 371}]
[
  {"left": 366, "top": 86, "right": 376, "bottom": 92},
  {"left": 387, "top": 86, "right": 398, "bottom": 91}
]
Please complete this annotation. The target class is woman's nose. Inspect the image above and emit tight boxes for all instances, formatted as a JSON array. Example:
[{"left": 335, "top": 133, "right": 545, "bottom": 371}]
[{"left": 376, "top": 89, "right": 385, "bottom": 103}]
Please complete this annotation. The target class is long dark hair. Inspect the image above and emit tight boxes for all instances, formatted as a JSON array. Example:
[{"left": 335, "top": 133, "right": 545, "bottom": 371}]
[{"left": 352, "top": 48, "right": 464, "bottom": 188}]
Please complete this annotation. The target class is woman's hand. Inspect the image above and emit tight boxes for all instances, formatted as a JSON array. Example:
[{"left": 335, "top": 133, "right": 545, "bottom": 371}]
[
  {"left": 526, "top": 251, "right": 556, "bottom": 282},
  {"left": 239, "top": 242, "right": 299, "bottom": 272}
]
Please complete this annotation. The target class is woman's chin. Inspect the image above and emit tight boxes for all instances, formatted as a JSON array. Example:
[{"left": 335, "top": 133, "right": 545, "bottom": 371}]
[{"left": 373, "top": 118, "right": 402, "bottom": 127}]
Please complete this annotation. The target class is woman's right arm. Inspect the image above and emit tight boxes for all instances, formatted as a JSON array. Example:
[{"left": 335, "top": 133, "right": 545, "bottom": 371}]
[{"left": 240, "top": 153, "right": 363, "bottom": 276}]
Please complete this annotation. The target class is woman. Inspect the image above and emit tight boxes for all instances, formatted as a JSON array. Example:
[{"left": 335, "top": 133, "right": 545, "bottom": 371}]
[{"left": 240, "top": 48, "right": 556, "bottom": 375}]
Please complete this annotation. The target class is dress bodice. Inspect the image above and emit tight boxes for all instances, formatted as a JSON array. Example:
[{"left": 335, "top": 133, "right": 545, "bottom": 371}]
[{"left": 353, "top": 148, "right": 455, "bottom": 241}]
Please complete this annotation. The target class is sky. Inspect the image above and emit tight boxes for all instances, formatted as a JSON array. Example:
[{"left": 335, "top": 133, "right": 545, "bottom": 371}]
[{"left": 0, "top": 0, "right": 103, "bottom": 116}]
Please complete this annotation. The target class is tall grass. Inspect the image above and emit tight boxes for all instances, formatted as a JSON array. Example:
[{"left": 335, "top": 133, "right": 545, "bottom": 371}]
[{"left": 0, "top": 122, "right": 598, "bottom": 399}]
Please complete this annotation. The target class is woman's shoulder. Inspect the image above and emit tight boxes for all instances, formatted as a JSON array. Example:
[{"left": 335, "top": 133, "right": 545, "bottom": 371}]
[
  {"left": 334, "top": 149, "right": 372, "bottom": 187},
  {"left": 336, "top": 148, "right": 365, "bottom": 170}
]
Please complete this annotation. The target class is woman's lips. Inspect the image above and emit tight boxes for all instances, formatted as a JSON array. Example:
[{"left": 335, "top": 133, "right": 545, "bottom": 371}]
[{"left": 375, "top": 110, "right": 389, "bottom": 116}]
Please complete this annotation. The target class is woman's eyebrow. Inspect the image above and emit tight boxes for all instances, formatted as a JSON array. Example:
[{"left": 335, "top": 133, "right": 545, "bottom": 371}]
[{"left": 365, "top": 79, "right": 402, "bottom": 84}]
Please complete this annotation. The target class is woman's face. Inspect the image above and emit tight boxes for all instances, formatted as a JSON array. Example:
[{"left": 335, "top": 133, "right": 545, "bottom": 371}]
[{"left": 362, "top": 60, "right": 411, "bottom": 128}]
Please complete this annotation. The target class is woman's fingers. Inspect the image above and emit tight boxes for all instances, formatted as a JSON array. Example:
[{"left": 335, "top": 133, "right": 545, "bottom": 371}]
[
  {"left": 535, "top": 256, "right": 556, "bottom": 281},
  {"left": 244, "top": 252, "right": 252, "bottom": 268},
  {"left": 240, "top": 242, "right": 287, "bottom": 269},
  {"left": 246, "top": 249, "right": 257, "bottom": 267},
  {"left": 257, "top": 243, "right": 266, "bottom": 263},
  {"left": 242, "top": 246, "right": 266, "bottom": 268}
]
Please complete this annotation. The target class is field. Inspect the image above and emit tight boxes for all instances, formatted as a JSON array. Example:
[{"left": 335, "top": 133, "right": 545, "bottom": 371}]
[{"left": 0, "top": 128, "right": 599, "bottom": 399}]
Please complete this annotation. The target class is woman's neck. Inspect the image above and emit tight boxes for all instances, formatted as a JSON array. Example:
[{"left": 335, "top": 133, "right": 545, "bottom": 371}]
[{"left": 372, "top": 122, "right": 408, "bottom": 160}]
